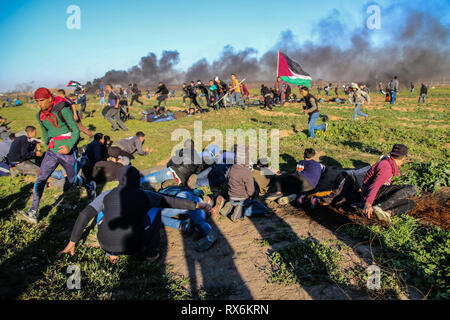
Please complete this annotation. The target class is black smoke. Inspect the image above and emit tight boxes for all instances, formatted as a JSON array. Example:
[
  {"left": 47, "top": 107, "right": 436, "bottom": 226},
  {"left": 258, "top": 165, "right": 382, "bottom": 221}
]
[{"left": 91, "top": 5, "right": 450, "bottom": 89}]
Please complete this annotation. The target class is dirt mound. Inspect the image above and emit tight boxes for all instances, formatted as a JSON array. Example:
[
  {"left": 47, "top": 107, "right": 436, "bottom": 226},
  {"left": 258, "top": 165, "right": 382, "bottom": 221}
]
[{"left": 408, "top": 188, "right": 450, "bottom": 230}]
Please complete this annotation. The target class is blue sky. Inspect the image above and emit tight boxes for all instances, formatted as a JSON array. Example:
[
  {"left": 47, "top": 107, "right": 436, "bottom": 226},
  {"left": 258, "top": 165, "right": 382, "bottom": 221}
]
[{"left": 0, "top": 0, "right": 448, "bottom": 92}]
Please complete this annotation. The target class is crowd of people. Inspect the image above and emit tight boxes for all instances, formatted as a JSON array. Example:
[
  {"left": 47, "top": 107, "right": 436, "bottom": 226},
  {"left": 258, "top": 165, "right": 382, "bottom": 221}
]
[{"left": 0, "top": 76, "right": 423, "bottom": 264}]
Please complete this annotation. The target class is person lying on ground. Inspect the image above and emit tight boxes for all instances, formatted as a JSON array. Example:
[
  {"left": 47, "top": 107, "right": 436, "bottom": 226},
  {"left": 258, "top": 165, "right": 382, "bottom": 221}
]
[
  {"left": 184, "top": 144, "right": 232, "bottom": 190},
  {"left": 113, "top": 131, "right": 152, "bottom": 158},
  {"left": 91, "top": 155, "right": 130, "bottom": 183},
  {"left": 57, "top": 166, "right": 212, "bottom": 263},
  {"left": 151, "top": 186, "right": 218, "bottom": 252},
  {"left": 354, "top": 144, "right": 417, "bottom": 224},
  {"left": 212, "top": 145, "right": 269, "bottom": 222},
  {"left": 19, "top": 87, "right": 96, "bottom": 224},
  {"left": 0, "top": 133, "right": 15, "bottom": 163},
  {"left": 265, "top": 148, "right": 325, "bottom": 202},
  {"left": 303, "top": 165, "right": 372, "bottom": 209},
  {"left": 7, "top": 126, "right": 42, "bottom": 177},
  {"left": 140, "top": 139, "right": 203, "bottom": 189}
]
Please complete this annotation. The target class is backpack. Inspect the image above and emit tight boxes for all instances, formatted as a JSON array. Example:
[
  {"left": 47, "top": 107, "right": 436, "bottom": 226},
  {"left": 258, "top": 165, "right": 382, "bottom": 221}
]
[{"left": 39, "top": 101, "right": 72, "bottom": 133}]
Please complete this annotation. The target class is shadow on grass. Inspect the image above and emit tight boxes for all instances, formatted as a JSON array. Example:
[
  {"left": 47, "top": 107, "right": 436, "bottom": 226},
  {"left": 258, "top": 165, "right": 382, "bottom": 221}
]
[{"left": 0, "top": 182, "right": 34, "bottom": 220}]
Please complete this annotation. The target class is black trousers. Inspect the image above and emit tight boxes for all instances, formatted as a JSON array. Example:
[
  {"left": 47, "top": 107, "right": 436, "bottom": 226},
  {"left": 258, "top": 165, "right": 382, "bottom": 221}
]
[
  {"left": 263, "top": 95, "right": 273, "bottom": 109},
  {"left": 190, "top": 96, "right": 201, "bottom": 109},
  {"left": 157, "top": 94, "right": 168, "bottom": 107},
  {"left": 79, "top": 101, "right": 90, "bottom": 118},
  {"left": 130, "top": 95, "right": 143, "bottom": 106},
  {"left": 273, "top": 173, "right": 314, "bottom": 195},
  {"left": 107, "top": 146, "right": 135, "bottom": 160},
  {"left": 373, "top": 185, "right": 417, "bottom": 215}
]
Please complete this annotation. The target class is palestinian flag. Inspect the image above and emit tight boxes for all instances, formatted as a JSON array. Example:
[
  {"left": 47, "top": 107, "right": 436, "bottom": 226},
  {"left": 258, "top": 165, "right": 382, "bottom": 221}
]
[
  {"left": 67, "top": 80, "right": 82, "bottom": 88},
  {"left": 277, "top": 51, "right": 312, "bottom": 87}
]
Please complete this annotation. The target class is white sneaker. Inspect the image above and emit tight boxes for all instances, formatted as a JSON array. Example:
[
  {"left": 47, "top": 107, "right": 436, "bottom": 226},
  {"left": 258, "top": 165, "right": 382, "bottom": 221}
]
[{"left": 373, "top": 206, "right": 392, "bottom": 224}]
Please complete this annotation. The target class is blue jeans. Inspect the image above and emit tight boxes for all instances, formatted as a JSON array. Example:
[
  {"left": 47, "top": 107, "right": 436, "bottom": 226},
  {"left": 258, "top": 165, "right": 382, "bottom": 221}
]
[
  {"left": 353, "top": 104, "right": 368, "bottom": 120},
  {"left": 158, "top": 187, "right": 212, "bottom": 236},
  {"left": 230, "top": 199, "right": 268, "bottom": 218},
  {"left": 231, "top": 92, "right": 244, "bottom": 107},
  {"left": 141, "top": 168, "right": 174, "bottom": 184},
  {"left": 418, "top": 94, "right": 426, "bottom": 104},
  {"left": 308, "top": 112, "right": 326, "bottom": 139},
  {"left": 390, "top": 91, "right": 396, "bottom": 104},
  {"left": 161, "top": 208, "right": 212, "bottom": 236},
  {"left": 99, "top": 97, "right": 105, "bottom": 105}
]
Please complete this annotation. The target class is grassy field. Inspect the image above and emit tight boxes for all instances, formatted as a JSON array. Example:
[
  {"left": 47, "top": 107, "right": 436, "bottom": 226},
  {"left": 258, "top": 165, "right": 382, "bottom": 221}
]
[{"left": 0, "top": 87, "right": 448, "bottom": 300}]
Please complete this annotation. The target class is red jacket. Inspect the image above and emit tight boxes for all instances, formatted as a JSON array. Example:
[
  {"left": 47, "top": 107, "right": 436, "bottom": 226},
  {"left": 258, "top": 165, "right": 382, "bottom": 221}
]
[{"left": 361, "top": 157, "right": 400, "bottom": 205}]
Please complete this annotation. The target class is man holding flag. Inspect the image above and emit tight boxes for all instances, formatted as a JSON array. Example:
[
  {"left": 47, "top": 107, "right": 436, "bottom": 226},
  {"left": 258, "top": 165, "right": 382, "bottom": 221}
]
[{"left": 276, "top": 51, "right": 326, "bottom": 138}]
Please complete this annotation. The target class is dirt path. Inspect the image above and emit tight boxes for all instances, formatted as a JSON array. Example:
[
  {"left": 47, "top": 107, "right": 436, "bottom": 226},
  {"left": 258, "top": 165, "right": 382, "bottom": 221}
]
[{"left": 162, "top": 204, "right": 377, "bottom": 300}]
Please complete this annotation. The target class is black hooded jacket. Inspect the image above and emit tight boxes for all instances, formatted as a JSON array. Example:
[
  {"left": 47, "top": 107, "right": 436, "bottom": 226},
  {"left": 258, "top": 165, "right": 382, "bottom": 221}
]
[
  {"left": 69, "top": 166, "right": 197, "bottom": 254},
  {"left": 166, "top": 141, "right": 203, "bottom": 184}
]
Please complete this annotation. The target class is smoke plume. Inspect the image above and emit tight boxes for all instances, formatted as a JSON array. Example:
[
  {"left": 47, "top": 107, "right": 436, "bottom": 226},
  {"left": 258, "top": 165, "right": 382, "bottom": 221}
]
[{"left": 91, "top": 5, "right": 450, "bottom": 89}]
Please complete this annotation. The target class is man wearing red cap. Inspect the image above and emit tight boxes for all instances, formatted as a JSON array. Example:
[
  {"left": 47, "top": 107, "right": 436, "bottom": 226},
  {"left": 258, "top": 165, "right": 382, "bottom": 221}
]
[{"left": 20, "top": 88, "right": 96, "bottom": 224}]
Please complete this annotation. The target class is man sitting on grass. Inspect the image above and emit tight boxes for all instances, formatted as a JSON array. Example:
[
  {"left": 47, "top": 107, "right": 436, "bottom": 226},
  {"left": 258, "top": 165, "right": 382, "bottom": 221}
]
[
  {"left": 355, "top": 144, "right": 417, "bottom": 224},
  {"left": 57, "top": 166, "right": 212, "bottom": 263}
]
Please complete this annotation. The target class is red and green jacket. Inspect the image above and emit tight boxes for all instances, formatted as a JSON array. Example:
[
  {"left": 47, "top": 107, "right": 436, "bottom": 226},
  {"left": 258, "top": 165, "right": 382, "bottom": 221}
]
[{"left": 36, "top": 97, "right": 80, "bottom": 153}]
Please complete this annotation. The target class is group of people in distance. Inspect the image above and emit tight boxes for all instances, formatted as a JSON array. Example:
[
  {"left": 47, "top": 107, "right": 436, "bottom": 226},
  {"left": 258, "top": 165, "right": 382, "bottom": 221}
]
[{"left": 0, "top": 79, "right": 420, "bottom": 265}]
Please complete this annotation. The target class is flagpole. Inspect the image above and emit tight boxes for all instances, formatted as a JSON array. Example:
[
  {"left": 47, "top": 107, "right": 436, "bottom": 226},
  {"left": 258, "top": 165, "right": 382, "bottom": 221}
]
[{"left": 276, "top": 50, "right": 280, "bottom": 78}]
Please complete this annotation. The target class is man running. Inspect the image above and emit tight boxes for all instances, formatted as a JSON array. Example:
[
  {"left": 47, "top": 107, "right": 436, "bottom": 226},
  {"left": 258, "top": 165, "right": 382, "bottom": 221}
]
[
  {"left": 20, "top": 88, "right": 96, "bottom": 224},
  {"left": 299, "top": 86, "right": 328, "bottom": 139},
  {"left": 102, "top": 84, "right": 128, "bottom": 131},
  {"left": 129, "top": 83, "right": 144, "bottom": 106},
  {"left": 155, "top": 82, "right": 169, "bottom": 108},
  {"left": 348, "top": 83, "right": 370, "bottom": 122}
]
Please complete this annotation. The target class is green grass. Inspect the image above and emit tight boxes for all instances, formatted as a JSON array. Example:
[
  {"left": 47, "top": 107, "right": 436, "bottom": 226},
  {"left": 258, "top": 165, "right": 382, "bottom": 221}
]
[{"left": 0, "top": 87, "right": 449, "bottom": 299}]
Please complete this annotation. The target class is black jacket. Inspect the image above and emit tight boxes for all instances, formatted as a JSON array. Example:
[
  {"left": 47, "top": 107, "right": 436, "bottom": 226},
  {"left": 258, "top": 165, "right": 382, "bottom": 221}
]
[
  {"left": 69, "top": 166, "right": 197, "bottom": 254},
  {"left": 187, "top": 85, "right": 197, "bottom": 98},
  {"left": 84, "top": 140, "right": 107, "bottom": 165},
  {"left": 301, "top": 93, "right": 319, "bottom": 115},
  {"left": 420, "top": 85, "right": 428, "bottom": 95},
  {"left": 155, "top": 84, "right": 169, "bottom": 95},
  {"left": 7, "top": 135, "right": 36, "bottom": 164},
  {"left": 214, "top": 80, "right": 228, "bottom": 95},
  {"left": 197, "top": 84, "right": 209, "bottom": 96},
  {"left": 167, "top": 147, "right": 203, "bottom": 184}
]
